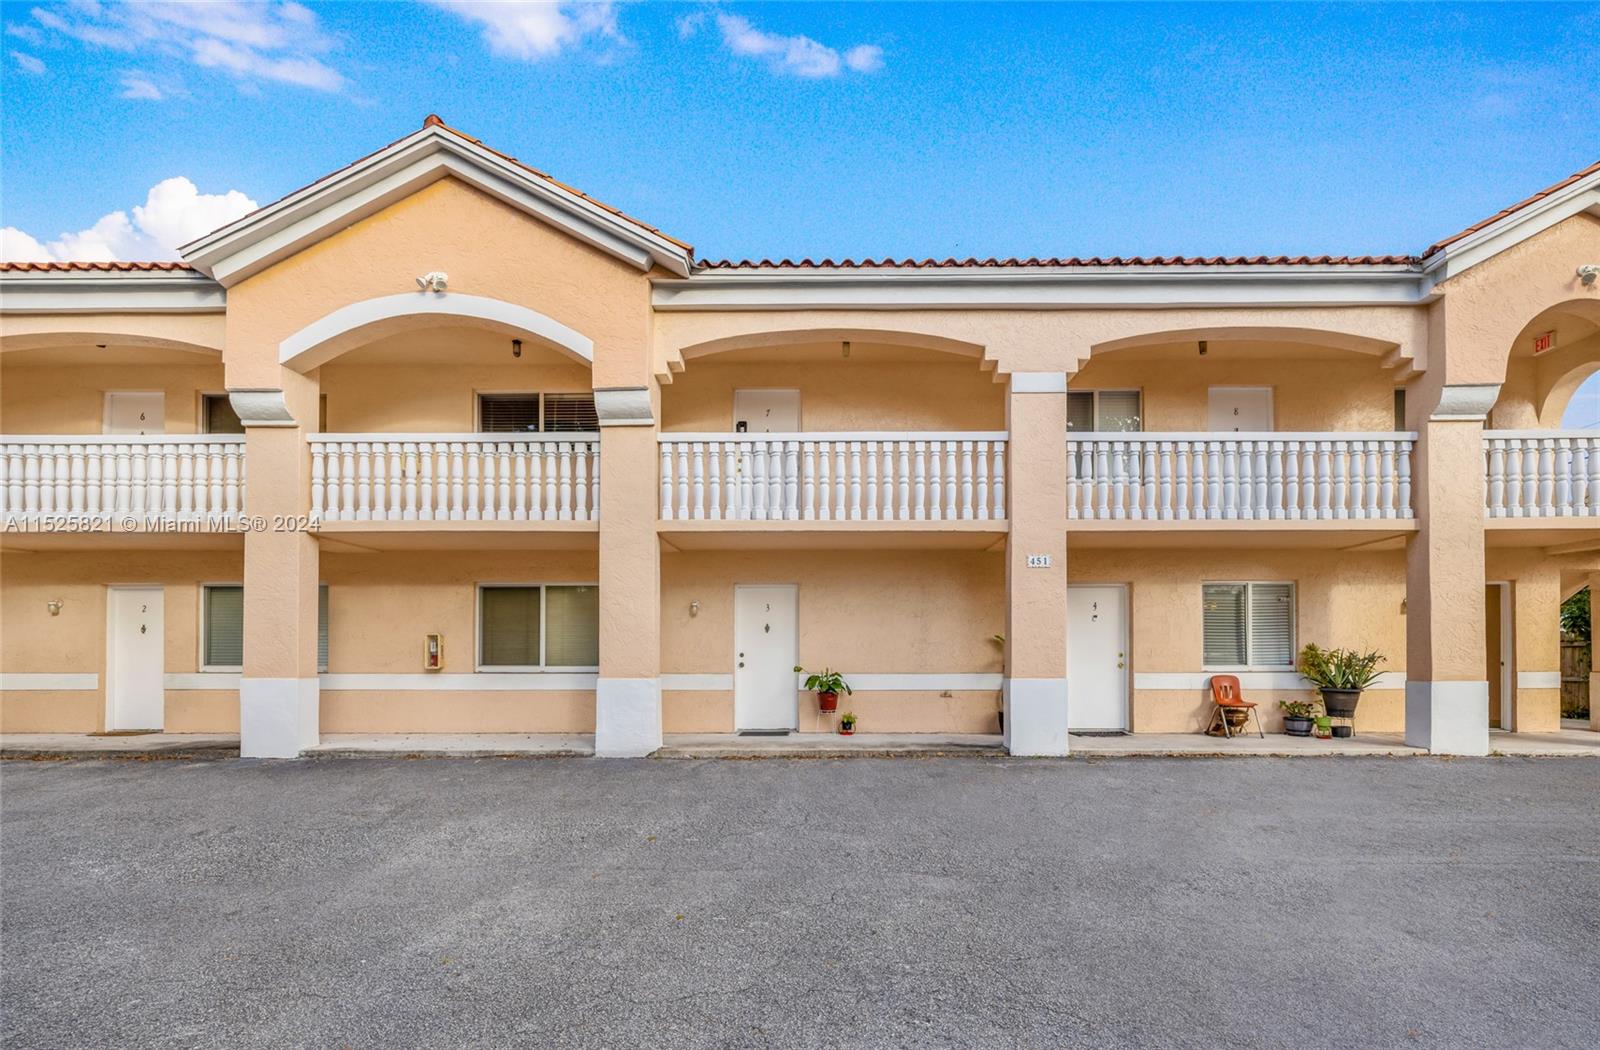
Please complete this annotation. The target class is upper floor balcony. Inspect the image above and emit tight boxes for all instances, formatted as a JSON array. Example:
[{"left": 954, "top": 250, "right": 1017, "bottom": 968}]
[
  {"left": 1483, "top": 432, "right": 1599, "bottom": 550},
  {"left": 1, "top": 435, "right": 246, "bottom": 529}
]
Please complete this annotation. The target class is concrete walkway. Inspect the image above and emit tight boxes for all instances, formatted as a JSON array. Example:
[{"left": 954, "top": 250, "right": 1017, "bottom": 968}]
[{"left": 4, "top": 725, "right": 1597, "bottom": 759}]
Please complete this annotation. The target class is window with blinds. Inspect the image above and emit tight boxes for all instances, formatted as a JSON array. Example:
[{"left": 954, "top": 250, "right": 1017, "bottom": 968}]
[
  {"left": 478, "top": 393, "right": 598, "bottom": 433},
  {"left": 203, "top": 585, "right": 329, "bottom": 671},
  {"left": 1066, "top": 389, "right": 1142, "bottom": 432},
  {"left": 477, "top": 584, "right": 600, "bottom": 670},
  {"left": 1202, "top": 582, "right": 1296, "bottom": 668}
]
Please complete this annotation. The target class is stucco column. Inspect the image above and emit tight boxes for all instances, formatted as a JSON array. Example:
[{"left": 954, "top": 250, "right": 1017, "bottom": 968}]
[
  {"left": 593, "top": 385, "right": 661, "bottom": 756},
  {"left": 1510, "top": 568, "right": 1561, "bottom": 733},
  {"left": 1003, "top": 372, "right": 1070, "bottom": 755},
  {"left": 1404, "top": 383, "right": 1498, "bottom": 755},
  {"left": 230, "top": 375, "right": 320, "bottom": 758}
]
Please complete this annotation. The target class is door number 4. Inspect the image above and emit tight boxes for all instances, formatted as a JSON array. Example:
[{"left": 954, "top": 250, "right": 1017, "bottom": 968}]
[{"left": 1026, "top": 554, "right": 1052, "bottom": 569}]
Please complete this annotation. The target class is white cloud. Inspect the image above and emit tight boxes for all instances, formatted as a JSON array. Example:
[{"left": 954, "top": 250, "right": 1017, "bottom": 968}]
[
  {"left": 118, "top": 72, "right": 165, "bottom": 100},
  {"left": 676, "top": 11, "right": 706, "bottom": 40},
  {"left": 10, "top": 49, "right": 45, "bottom": 74},
  {"left": 26, "top": 1, "right": 345, "bottom": 94},
  {"left": 0, "top": 177, "right": 258, "bottom": 263},
  {"left": 425, "top": 1, "right": 622, "bottom": 61},
  {"left": 5, "top": 23, "right": 44, "bottom": 45},
  {"left": 714, "top": 13, "right": 882, "bottom": 79}
]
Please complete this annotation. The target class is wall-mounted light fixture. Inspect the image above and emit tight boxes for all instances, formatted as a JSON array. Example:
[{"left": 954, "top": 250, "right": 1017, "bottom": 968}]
[
  {"left": 512, "top": 338, "right": 522, "bottom": 359},
  {"left": 415, "top": 271, "right": 448, "bottom": 292},
  {"left": 689, "top": 601, "right": 701, "bottom": 617},
  {"left": 46, "top": 600, "right": 63, "bottom": 616}
]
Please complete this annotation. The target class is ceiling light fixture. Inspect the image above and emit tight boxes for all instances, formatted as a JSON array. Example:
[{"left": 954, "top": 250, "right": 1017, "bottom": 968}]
[{"left": 1198, "top": 340, "right": 1208, "bottom": 356}]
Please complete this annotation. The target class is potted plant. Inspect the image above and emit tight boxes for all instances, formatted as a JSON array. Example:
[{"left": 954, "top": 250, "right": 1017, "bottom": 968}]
[
  {"left": 1297, "top": 644, "right": 1385, "bottom": 738},
  {"left": 1278, "top": 699, "right": 1318, "bottom": 737},
  {"left": 1313, "top": 715, "right": 1333, "bottom": 740},
  {"left": 795, "top": 666, "right": 852, "bottom": 713},
  {"left": 838, "top": 712, "right": 857, "bottom": 736}
]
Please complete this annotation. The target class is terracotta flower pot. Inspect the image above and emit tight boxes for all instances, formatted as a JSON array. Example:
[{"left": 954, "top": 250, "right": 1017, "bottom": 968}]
[{"left": 816, "top": 690, "right": 839, "bottom": 713}]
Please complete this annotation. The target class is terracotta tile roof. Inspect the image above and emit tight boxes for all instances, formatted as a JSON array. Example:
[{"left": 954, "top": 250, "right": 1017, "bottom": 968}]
[
  {"left": 0, "top": 261, "right": 201, "bottom": 273},
  {"left": 180, "top": 114, "right": 693, "bottom": 255},
  {"left": 1423, "top": 157, "right": 1600, "bottom": 258},
  {"left": 696, "top": 254, "right": 1419, "bottom": 271}
]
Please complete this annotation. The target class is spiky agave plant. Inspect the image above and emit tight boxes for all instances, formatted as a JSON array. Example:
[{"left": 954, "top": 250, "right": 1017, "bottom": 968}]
[{"left": 1297, "top": 644, "right": 1385, "bottom": 691}]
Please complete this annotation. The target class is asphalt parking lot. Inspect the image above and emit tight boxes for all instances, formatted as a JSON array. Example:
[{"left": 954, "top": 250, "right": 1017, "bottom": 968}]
[{"left": 2, "top": 755, "right": 1596, "bottom": 1049}]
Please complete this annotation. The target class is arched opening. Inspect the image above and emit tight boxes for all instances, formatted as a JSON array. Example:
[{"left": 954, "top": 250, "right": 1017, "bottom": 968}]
[
  {"left": 1489, "top": 299, "right": 1600, "bottom": 428},
  {"left": 1, "top": 339, "right": 227, "bottom": 436}
]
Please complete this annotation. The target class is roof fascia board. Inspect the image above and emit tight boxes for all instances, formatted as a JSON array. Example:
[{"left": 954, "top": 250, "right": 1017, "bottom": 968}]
[
  {"left": 651, "top": 270, "right": 1429, "bottom": 311},
  {"left": 1422, "top": 171, "right": 1600, "bottom": 284},
  {"left": 0, "top": 272, "right": 225, "bottom": 314},
  {"left": 184, "top": 128, "right": 690, "bottom": 284}
]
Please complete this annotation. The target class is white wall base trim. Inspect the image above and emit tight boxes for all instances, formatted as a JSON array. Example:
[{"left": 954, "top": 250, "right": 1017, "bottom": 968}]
[
  {"left": 240, "top": 677, "right": 320, "bottom": 759},
  {"left": 1404, "top": 680, "right": 1489, "bottom": 756},
  {"left": 165, "top": 673, "right": 242, "bottom": 690},
  {"left": 1135, "top": 672, "right": 1407, "bottom": 691},
  {"left": 1003, "top": 677, "right": 1069, "bottom": 756},
  {"left": 595, "top": 677, "right": 662, "bottom": 757},
  {"left": 0, "top": 673, "right": 99, "bottom": 691},
  {"left": 662, "top": 673, "right": 1004, "bottom": 692},
  {"left": 1516, "top": 671, "right": 1561, "bottom": 689},
  {"left": 319, "top": 673, "right": 598, "bottom": 692}
]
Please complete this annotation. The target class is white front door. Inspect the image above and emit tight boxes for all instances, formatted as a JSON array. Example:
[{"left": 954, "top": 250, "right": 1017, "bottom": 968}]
[
  {"left": 733, "top": 389, "right": 801, "bottom": 433},
  {"left": 104, "top": 392, "right": 165, "bottom": 435},
  {"left": 1207, "top": 387, "right": 1273, "bottom": 432},
  {"left": 734, "top": 584, "right": 798, "bottom": 731},
  {"left": 1067, "top": 585, "right": 1128, "bottom": 731},
  {"left": 106, "top": 587, "right": 165, "bottom": 731}
]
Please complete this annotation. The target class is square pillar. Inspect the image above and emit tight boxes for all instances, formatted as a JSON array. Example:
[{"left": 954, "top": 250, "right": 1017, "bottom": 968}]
[
  {"left": 1003, "top": 372, "right": 1069, "bottom": 756},
  {"left": 1510, "top": 568, "right": 1561, "bottom": 733},
  {"left": 594, "top": 386, "right": 661, "bottom": 757},
  {"left": 1405, "top": 383, "right": 1498, "bottom": 755},
  {"left": 231, "top": 378, "right": 321, "bottom": 758},
  {"left": 1590, "top": 574, "right": 1600, "bottom": 734}
]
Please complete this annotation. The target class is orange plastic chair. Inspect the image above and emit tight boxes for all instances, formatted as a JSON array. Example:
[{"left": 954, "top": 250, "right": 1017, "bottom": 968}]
[{"left": 1206, "top": 674, "right": 1264, "bottom": 739}]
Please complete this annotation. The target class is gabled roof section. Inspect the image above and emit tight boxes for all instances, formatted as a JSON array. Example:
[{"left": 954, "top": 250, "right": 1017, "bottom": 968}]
[
  {"left": 697, "top": 254, "right": 1418, "bottom": 271},
  {"left": 1421, "top": 157, "right": 1600, "bottom": 283},
  {"left": 179, "top": 115, "right": 694, "bottom": 285}
]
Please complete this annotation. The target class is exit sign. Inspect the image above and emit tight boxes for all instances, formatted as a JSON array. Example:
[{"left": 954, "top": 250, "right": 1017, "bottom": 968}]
[{"left": 1533, "top": 330, "right": 1556, "bottom": 354}]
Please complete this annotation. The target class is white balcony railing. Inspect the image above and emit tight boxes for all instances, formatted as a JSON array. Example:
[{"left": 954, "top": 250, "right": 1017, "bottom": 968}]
[
  {"left": 1484, "top": 431, "right": 1600, "bottom": 518},
  {"left": 0, "top": 435, "right": 246, "bottom": 524},
  {"left": 309, "top": 434, "right": 599, "bottom": 522},
  {"left": 1067, "top": 433, "right": 1416, "bottom": 521},
  {"left": 660, "top": 433, "right": 1008, "bottom": 522}
]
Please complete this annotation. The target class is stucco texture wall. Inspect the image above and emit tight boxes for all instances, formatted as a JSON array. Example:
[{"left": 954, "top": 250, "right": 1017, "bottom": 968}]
[
  {"left": 2, "top": 357, "right": 226, "bottom": 434},
  {"left": 660, "top": 356, "right": 1004, "bottom": 432},
  {"left": 1072, "top": 547, "right": 1409, "bottom": 732},
  {"left": 661, "top": 549, "right": 1006, "bottom": 734},
  {"left": 0, "top": 548, "right": 244, "bottom": 732},
  {"left": 320, "top": 357, "right": 594, "bottom": 433},
  {"left": 1070, "top": 351, "right": 1398, "bottom": 432},
  {"left": 318, "top": 548, "right": 599, "bottom": 733}
]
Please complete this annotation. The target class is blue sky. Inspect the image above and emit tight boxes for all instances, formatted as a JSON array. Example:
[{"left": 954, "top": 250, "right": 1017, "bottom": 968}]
[{"left": 3, "top": 1, "right": 1598, "bottom": 419}]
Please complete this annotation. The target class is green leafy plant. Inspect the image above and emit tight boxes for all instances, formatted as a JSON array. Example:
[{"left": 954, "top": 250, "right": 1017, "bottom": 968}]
[
  {"left": 794, "top": 666, "right": 852, "bottom": 696},
  {"left": 1278, "top": 699, "right": 1320, "bottom": 720},
  {"left": 1561, "top": 588, "right": 1590, "bottom": 642},
  {"left": 838, "top": 712, "right": 857, "bottom": 730},
  {"left": 1297, "top": 644, "right": 1385, "bottom": 691}
]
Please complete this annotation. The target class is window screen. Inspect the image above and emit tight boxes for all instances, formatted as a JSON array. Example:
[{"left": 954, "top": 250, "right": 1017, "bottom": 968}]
[
  {"left": 318, "top": 584, "right": 330, "bottom": 674},
  {"left": 1067, "top": 392, "right": 1096, "bottom": 432},
  {"left": 1203, "top": 582, "right": 1295, "bottom": 668},
  {"left": 544, "top": 585, "right": 600, "bottom": 667},
  {"left": 479, "top": 394, "right": 542, "bottom": 433},
  {"left": 204, "top": 586, "right": 244, "bottom": 669},
  {"left": 479, "top": 587, "right": 541, "bottom": 667},
  {"left": 1066, "top": 389, "right": 1142, "bottom": 432},
  {"left": 202, "top": 395, "right": 244, "bottom": 434},
  {"left": 542, "top": 393, "right": 599, "bottom": 432}
]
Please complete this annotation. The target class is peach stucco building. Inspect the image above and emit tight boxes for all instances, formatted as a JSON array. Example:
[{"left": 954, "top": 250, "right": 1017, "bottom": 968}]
[{"left": 3, "top": 117, "right": 1598, "bottom": 758}]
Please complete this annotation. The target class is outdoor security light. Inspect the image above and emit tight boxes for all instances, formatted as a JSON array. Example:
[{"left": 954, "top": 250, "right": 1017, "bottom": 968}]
[{"left": 1579, "top": 264, "right": 1599, "bottom": 287}]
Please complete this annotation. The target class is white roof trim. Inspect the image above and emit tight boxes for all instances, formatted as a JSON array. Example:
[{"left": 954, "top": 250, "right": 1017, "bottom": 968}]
[
  {"left": 1422, "top": 167, "right": 1600, "bottom": 284},
  {"left": 181, "top": 125, "right": 692, "bottom": 285},
  {"left": 652, "top": 267, "right": 1430, "bottom": 310},
  {"left": 278, "top": 291, "right": 594, "bottom": 371},
  {"left": 0, "top": 269, "right": 224, "bottom": 314}
]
